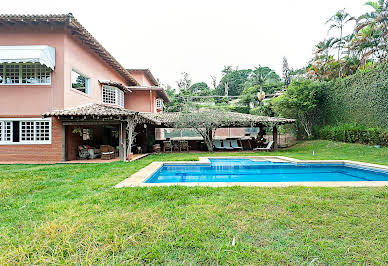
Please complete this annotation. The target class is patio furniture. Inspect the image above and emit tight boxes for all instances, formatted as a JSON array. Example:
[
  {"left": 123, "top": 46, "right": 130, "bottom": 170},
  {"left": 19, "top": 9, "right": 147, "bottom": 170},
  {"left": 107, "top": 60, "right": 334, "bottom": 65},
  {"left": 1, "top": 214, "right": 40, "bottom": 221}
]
[
  {"left": 253, "top": 141, "right": 274, "bottom": 152},
  {"left": 222, "top": 140, "right": 234, "bottom": 150},
  {"left": 100, "top": 145, "right": 115, "bottom": 160},
  {"left": 163, "top": 141, "right": 172, "bottom": 152},
  {"left": 78, "top": 145, "right": 90, "bottom": 159},
  {"left": 153, "top": 144, "right": 161, "bottom": 153},
  {"left": 78, "top": 145, "right": 101, "bottom": 159},
  {"left": 213, "top": 140, "right": 223, "bottom": 150},
  {"left": 231, "top": 139, "right": 243, "bottom": 150},
  {"left": 180, "top": 140, "right": 189, "bottom": 152},
  {"left": 88, "top": 148, "right": 101, "bottom": 159},
  {"left": 172, "top": 140, "right": 180, "bottom": 152}
]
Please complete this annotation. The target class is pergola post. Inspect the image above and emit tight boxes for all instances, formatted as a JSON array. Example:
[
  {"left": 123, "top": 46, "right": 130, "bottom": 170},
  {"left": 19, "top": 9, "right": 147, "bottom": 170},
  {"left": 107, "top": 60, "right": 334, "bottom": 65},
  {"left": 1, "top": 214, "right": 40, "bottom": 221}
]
[
  {"left": 272, "top": 125, "right": 278, "bottom": 151},
  {"left": 125, "top": 116, "right": 137, "bottom": 162},
  {"left": 120, "top": 121, "right": 126, "bottom": 161}
]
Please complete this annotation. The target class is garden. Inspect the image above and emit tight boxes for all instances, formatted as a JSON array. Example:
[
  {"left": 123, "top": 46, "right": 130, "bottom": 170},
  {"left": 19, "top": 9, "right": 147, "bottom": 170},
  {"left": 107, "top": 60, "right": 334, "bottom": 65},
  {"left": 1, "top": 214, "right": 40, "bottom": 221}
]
[{"left": 0, "top": 140, "right": 387, "bottom": 264}]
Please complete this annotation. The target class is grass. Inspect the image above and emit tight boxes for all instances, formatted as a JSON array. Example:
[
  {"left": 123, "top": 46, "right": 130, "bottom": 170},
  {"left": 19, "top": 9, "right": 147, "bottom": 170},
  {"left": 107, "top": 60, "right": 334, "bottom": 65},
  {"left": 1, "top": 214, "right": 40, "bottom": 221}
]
[{"left": 0, "top": 140, "right": 387, "bottom": 264}]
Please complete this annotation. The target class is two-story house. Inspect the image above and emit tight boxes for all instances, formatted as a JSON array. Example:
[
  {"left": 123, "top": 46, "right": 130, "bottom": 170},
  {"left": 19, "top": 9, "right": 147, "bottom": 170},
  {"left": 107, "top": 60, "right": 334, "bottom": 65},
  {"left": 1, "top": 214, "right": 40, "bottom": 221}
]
[{"left": 0, "top": 14, "right": 169, "bottom": 162}]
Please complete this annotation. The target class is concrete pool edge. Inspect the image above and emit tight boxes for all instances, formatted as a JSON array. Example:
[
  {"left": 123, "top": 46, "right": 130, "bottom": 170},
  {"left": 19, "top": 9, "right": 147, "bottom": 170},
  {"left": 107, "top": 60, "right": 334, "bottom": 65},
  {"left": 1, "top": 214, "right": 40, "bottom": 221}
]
[{"left": 114, "top": 156, "right": 388, "bottom": 188}]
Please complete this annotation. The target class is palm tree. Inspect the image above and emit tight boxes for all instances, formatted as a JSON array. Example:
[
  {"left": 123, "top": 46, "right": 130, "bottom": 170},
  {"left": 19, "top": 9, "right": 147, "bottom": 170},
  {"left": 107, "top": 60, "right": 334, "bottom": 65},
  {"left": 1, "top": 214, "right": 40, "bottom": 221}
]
[
  {"left": 351, "top": 0, "right": 388, "bottom": 63},
  {"left": 326, "top": 9, "right": 354, "bottom": 60},
  {"left": 314, "top": 37, "right": 337, "bottom": 57}
]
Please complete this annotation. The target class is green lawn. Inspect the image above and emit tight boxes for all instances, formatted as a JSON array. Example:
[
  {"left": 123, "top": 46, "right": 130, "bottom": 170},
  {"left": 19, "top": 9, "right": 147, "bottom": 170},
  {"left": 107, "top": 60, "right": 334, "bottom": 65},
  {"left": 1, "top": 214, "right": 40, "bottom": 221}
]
[{"left": 0, "top": 140, "right": 387, "bottom": 264}]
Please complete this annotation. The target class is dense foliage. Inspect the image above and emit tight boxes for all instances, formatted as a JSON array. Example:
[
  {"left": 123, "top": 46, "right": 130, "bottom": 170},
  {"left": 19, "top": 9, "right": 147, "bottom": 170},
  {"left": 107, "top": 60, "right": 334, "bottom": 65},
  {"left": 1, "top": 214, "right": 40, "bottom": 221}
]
[
  {"left": 308, "top": 1, "right": 387, "bottom": 80},
  {"left": 319, "top": 63, "right": 388, "bottom": 129},
  {"left": 272, "top": 79, "right": 324, "bottom": 137},
  {"left": 314, "top": 123, "right": 388, "bottom": 146}
]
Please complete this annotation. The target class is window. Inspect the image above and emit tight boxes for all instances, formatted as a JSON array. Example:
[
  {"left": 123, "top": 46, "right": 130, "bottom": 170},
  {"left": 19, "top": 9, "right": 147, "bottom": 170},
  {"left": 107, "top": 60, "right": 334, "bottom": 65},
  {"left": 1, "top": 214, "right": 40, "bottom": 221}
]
[
  {"left": 0, "top": 63, "right": 51, "bottom": 85},
  {"left": 0, "top": 121, "right": 12, "bottom": 143},
  {"left": 0, "top": 118, "right": 51, "bottom": 145},
  {"left": 102, "top": 85, "right": 124, "bottom": 107},
  {"left": 71, "top": 70, "right": 90, "bottom": 94},
  {"left": 20, "top": 121, "right": 34, "bottom": 141},
  {"left": 155, "top": 98, "right": 163, "bottom": 109},
  {"left": 35, "top": 121, "right": 50, "bottom": 141}
]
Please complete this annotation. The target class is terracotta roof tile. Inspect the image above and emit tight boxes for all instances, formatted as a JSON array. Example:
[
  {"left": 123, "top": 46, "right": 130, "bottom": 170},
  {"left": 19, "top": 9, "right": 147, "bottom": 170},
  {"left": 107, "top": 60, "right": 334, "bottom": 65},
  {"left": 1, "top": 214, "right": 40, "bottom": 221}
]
[{"left": 42, "top": 103, "right": 136, "bottom": 117}]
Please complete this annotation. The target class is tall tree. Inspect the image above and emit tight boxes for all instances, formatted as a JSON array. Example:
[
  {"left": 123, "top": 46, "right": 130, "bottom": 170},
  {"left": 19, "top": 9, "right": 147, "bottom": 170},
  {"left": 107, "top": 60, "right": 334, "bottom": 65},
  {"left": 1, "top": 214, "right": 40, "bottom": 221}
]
[
  {"left": 189, "top": 82, "right": 210, "bottom": 94},
  {"left": 272, "top": 79, "right": 323, "bottom": 138},
  {"left": 282, "top": 57, "right": 291, "bottom": 89},
  {"left": 176, "top": 72, "right": 192, "bottom": 91},
  {"left": 351, "top": 0, "right": 388, "bottom": 63},
  {"left": 326, "top": 9, "right": 354, "bottom": 60},
  {"left": 216, "top": 67, "right": 252, "bottom": 96},
  {"left": 210, "top": 75, "right": 217, "bottom": 90}
]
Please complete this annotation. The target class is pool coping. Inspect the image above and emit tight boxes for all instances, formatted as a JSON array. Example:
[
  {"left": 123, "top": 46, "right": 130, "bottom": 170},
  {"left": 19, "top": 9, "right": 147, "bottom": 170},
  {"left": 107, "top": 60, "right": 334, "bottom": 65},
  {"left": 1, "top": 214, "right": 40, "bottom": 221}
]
[{"left": 114, "top": 156, "right": 388, "bottom": 188}]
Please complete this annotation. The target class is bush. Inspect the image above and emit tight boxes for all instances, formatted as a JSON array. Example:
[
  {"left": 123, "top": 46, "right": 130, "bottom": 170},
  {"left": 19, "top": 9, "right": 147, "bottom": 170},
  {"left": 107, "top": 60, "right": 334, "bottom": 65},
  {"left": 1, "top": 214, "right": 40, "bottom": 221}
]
[{"left": 314, "top": 124, "right": 388, "bottom": 146}]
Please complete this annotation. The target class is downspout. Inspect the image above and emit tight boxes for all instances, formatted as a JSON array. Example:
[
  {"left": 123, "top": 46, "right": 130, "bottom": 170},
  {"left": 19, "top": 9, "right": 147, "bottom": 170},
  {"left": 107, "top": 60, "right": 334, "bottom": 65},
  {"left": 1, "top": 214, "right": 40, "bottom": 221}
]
[{"left": 149, "top": 90, "right": 152, "bottom": 112}]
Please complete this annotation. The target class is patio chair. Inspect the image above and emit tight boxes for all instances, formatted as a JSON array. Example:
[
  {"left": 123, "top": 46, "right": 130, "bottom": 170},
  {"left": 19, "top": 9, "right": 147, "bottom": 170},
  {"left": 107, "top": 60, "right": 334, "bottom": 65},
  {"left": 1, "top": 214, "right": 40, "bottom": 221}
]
[
  {"left": 222, "top": 140, "right": 234, "bottom": 150},
  {"left": 231, "top": 139, "right": 243, "bottom": 150},
  {"left": 78, "top": 145, "right": 90, "bottom": 159},
  {"left": 153, "top": 144, "right": 161, "bottom": 153},
  {"left": 253, "top": 141, "right": 274, "bottom": 152},
  {"left": 172, "top": 140, "right": 180, "bottom": 152},
  {"left": 100, "top": 145, "right": 115, "bottom": 160},
  {"left": 180, "top": 140, "right": 189, "bottom": 152},
  {"left": 213, "top": 140, "right": 223, "bottom": 150},
  {"left": 163, "top": 141, "right": 172, "bottom": 152}
]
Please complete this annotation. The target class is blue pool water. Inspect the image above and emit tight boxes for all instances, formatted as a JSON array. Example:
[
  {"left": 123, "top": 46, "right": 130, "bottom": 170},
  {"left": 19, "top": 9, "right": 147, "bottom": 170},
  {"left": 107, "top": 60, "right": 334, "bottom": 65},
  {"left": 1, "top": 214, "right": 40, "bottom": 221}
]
[{"left": 145, "top": 158, "right": 388, "bottom": 183}]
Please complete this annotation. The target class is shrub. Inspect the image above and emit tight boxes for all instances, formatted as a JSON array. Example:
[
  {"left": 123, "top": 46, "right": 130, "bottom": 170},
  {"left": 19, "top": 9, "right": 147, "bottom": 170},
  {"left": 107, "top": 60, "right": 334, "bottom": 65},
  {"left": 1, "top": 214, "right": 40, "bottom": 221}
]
[
  {"left": 318, "top": 63, "right": 388, "bottom": 129},
  {"left": 314, "top": 124, "right": 388, "bottom": 146}
]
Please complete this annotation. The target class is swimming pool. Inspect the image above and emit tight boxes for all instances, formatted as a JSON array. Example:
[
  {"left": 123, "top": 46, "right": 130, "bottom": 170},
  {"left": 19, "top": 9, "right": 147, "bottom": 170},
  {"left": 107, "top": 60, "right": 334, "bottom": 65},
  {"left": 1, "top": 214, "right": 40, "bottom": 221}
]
[{"left": 145, "top": 158, "right": 388, "bottom": 183}]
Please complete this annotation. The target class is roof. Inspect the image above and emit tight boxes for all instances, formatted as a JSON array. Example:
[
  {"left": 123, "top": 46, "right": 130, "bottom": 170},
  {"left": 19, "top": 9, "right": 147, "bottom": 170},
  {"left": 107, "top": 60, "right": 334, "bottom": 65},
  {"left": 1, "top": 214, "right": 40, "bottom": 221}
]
[
  {"left": 0, "top": 13, "right": 139, "bottom": 86},
  {"left": 127, "top": 69, "right": 158, "bottom": 86},
  {"left": 99, "top": 80, "right": 132, "bottom": 93},
  {"left": 140, "top": 111, "right": 295, "bottom": 128},
  {"left": 128, "top": 86, "right": 171, "bottom": 102},
  {"left": 42, "top": 103, "right": 137, "bottom": 118}
]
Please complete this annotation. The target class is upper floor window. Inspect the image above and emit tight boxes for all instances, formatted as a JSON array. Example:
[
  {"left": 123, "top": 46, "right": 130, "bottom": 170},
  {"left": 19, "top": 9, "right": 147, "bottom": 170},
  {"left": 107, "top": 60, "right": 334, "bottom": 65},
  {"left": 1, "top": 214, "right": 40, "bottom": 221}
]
[
  {"left": 71, "top": 70, "right": 90, "bottom": 94},
  {"left": 102, "top": 85, "right": 124, "bottom": 107},
  {"left": 0, "top": 63, "right": 51, "bottom": 85},
  {"left": 155, "top": 98, "right": 163, "bottom": 110}
]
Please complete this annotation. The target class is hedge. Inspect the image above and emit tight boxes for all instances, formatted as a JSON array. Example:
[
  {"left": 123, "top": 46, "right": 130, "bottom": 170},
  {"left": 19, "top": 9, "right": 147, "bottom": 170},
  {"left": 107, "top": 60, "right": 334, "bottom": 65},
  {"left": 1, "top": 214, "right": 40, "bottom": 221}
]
[
  {"left": 319, "top": 63, "right": 388, "bottom": 129},
  {"left": 314, "top": 124, "right": 388, "bottom": 146}
]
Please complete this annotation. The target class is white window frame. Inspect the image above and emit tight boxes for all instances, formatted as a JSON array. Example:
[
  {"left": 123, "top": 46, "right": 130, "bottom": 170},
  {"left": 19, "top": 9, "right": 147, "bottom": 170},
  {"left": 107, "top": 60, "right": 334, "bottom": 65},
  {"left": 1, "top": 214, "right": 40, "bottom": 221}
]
[
  {"left": 155, "top": 98, "right": 163, "bottom": 110},
  {"left": 71, "top": 69, "right": 90, "bottom": 95},
  {"left": 0, "top": 63, "right": 51, "bottom": 85},
  {"left": 0, "top": 118, "right": 52, "bottom": 145},
  {"left": 102, "top": 85, "right": 124, "bottom": 108},
  {"left": 0, "top": 121, "right": 13, "bottom": 144}
]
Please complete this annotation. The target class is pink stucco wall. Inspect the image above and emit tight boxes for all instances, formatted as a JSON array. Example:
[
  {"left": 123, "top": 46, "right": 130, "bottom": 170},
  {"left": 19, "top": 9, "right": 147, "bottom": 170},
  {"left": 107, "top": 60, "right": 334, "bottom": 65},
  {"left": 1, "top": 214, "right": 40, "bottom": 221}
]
[
  {"left": 0, "top": 24, "right": 65, "bottom": 116},
  {"left": 125, "top": 90, "right": 156, "bottom": 112},
  {"left": 0, "top": 24, "right": 159, "bottom": 116},
  {"left": 128, "top": 72, "right": 154, "bottom": 86},
  {"left": 62, "top": 30, "right": 129, "bottom": 109}
]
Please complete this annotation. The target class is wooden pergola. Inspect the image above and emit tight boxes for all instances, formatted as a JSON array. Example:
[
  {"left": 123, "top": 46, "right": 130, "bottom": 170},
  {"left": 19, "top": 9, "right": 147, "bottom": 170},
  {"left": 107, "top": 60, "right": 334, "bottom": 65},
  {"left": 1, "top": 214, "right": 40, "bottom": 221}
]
[
  {"left": 141, "top": 111, "right": 295, "bottom": 150},
  {"left": 44, "top": 105, "right": 295, "bottom": 161}
]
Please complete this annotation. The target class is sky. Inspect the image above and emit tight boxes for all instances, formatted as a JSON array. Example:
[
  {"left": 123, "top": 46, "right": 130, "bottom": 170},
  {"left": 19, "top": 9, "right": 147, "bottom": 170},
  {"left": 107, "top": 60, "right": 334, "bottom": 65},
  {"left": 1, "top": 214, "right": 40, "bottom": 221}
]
[{"left": 2, "top": 0, "right": 368, "bottom": 87}]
